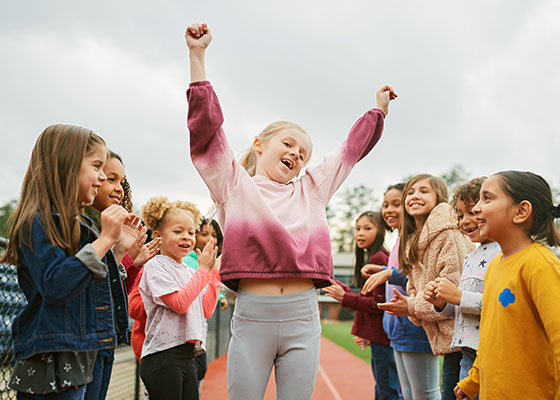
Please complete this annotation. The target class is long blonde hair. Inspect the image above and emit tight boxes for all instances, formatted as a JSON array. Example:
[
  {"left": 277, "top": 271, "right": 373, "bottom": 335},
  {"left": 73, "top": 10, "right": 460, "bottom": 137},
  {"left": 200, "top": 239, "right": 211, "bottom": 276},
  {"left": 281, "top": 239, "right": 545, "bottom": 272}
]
[
  {"left": 1, "top": 124, "right": 106, "bottom": 265},
  {"left": 398, "top": 174, "right": 448, "bottom": 274},
  {"left": 239, "top": 121, "right": 312, "bottom": 176}
]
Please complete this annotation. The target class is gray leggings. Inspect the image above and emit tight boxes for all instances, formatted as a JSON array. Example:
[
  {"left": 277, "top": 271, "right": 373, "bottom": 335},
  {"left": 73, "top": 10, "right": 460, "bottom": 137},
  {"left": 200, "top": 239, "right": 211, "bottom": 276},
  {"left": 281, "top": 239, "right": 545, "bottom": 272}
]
[{"left": 227, "top": 288, "right": 321, "bottom": 400}]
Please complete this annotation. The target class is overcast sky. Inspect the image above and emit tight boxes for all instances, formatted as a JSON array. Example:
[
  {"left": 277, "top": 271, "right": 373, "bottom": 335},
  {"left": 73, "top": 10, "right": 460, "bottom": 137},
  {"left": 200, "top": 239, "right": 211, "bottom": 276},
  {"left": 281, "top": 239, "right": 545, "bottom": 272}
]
[{"left": 1, "top": 1, "right": 558, "bottom": 216}]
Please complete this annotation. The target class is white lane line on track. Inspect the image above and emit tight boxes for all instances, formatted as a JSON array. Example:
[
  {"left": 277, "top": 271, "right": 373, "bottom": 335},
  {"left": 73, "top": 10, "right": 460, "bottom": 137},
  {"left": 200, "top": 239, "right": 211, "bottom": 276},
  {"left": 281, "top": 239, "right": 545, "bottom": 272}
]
[{"left": 318, "top": 363, "right": 343, "bottom": 400}]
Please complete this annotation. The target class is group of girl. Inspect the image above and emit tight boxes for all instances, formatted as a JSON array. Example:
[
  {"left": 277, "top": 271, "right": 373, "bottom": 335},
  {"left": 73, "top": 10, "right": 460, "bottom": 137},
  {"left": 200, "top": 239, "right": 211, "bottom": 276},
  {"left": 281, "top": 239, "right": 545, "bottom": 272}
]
[
  {"left": 325, "top": 171, "right": 560, "bottom": 400},
  {"left": 1, "top": 20, "right": 559, "bottom": 400}
]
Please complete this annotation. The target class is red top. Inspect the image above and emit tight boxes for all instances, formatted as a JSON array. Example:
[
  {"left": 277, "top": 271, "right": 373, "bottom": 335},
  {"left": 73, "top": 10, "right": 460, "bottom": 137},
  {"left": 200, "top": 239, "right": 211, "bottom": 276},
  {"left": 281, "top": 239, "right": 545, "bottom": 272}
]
[
  {"left": 122, "top": 254, "right": 142, "bottom": 295},
  {"left": 340, "top": 249, "right": 390, "bottom": 346},
  {"left": 128, "top": 268, "right": 146, "bottom": 361}
]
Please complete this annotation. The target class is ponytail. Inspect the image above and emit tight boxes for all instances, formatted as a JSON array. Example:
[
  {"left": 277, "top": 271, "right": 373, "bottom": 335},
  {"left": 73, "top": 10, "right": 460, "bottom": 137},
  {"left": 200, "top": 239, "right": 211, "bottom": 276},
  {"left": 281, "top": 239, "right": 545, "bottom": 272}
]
[
  {"left": 239, "top": 147, "right": 257, "bottom": 177},
  {"left": 547, "top": 204, "right": 560, "bottom": 246}
]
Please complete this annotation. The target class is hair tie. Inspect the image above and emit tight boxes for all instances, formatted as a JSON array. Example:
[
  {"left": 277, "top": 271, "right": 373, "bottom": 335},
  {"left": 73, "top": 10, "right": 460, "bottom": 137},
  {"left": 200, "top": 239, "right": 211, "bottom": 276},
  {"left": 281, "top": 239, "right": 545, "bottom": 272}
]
[{"left": 552, "top": 204, "right": 560, "bottom": 219}]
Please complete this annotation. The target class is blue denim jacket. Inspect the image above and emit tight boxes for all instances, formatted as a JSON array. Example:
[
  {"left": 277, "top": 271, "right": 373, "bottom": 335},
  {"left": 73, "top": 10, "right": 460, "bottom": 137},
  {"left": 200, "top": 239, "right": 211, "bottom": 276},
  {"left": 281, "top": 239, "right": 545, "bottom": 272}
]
[{"left": 12, "top": 212, "right": 130, "bottom": 360}]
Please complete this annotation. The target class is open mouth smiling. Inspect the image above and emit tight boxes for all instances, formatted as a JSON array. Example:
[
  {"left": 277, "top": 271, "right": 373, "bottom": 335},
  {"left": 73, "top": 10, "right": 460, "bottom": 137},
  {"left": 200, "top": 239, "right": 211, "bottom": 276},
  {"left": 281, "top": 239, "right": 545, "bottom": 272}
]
[{"left": 281, "top": 158, "right": 294, "bottom": 170}]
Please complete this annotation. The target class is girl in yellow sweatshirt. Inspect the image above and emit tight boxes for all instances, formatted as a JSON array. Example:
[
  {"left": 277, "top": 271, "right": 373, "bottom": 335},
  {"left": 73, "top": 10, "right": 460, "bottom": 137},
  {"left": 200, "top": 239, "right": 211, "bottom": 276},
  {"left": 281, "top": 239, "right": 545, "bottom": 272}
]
[{"left": 455, "top": 171, "right": 560, "bottom": 399}]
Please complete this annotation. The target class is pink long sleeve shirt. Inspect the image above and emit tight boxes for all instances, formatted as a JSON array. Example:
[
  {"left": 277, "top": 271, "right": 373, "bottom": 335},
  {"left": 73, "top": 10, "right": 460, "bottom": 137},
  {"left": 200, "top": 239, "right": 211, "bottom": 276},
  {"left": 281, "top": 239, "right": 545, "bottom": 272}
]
[{"left": 187, "top": 81, "right": 385, "bottom": 291}]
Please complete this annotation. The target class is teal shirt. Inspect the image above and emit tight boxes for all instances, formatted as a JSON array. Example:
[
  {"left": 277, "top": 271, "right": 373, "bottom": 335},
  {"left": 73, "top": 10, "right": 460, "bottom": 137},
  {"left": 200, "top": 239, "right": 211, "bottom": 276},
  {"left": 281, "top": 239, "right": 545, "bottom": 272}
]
[{"left": 182, "top": 251, "right": 224, "bottom": 301}]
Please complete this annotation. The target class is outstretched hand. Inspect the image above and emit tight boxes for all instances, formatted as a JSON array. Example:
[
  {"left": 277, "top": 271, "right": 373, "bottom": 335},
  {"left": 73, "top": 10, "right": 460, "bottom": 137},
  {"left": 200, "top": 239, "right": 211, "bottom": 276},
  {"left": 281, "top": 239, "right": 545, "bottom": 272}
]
[
  {"left": 361, "top": 268, "right": 392, "bottom": 295},
  {"left": 323, "top": 282, "right": 345, "bottom": 302},
  {"left": 353, "top": 336, "right": 370, "bottom": 350},
  {"left": 197, "top": 237, "right": 218, "bottom": 272},
  {"left": 377, "top": 288, "right": 409, "bottom": 316},
  {"left": 132, "top": 237, "right": 162, "bottom": 267},
  {"left": 376, "top": 85, "right": 398, "bottom": 116},
  {"left": 454, "top": 385, "right": 469, "bottom": 399},
  {"left": 361, "top": 263, "right": 385, "bottom": 278},
  {"left": 185, "top": 23, "right": 212, "bottom": 50}
]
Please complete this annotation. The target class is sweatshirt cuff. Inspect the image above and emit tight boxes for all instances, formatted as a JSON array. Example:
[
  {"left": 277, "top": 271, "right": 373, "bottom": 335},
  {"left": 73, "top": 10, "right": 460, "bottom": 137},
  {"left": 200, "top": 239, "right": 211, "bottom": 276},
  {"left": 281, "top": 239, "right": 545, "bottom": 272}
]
[
  {"left": 459, "top": 291, "right": 483, "bottom": 315},
  {"left": 189, "top": 80, "right": 211, "bottom": 88},
  {"left": 435, "top": 302, "right": 455, "bottom": 317},
  {"left": 407, "top": 295, "right": 416, "bottom": 316},
  {"left": 75, "top": 244, "right": 108, "bottom": 279},
  {"left": 457, "top": 377, "right": 478, "bottom": 399}
]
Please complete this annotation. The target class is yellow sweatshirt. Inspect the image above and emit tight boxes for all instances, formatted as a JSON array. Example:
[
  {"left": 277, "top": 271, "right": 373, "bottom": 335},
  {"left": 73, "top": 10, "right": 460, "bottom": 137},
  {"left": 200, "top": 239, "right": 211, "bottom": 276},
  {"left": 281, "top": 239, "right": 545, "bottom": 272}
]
[{"left": 457, "top": 242, "right": 560, "bottom": 399}]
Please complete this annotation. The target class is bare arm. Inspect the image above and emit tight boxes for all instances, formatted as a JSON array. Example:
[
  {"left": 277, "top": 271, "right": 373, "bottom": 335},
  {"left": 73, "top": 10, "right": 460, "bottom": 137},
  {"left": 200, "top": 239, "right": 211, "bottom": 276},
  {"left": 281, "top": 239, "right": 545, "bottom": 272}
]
[{"left": 185, "top": 23, "right": 212, "bottom": 83}]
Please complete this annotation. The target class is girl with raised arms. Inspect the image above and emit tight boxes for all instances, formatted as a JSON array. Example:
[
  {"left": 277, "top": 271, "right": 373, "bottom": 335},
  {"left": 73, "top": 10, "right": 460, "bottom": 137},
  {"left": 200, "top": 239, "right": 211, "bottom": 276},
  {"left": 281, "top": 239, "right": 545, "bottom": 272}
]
[{"left": 185, "top": 22, "right": 396, "bottom": 400}]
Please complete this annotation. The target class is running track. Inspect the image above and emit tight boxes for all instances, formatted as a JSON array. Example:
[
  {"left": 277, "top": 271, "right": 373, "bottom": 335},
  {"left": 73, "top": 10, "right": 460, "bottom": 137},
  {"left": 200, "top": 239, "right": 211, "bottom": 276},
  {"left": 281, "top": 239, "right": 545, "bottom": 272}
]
[{"left": 201, "top": 336, "right": 375, "bottom": 399}]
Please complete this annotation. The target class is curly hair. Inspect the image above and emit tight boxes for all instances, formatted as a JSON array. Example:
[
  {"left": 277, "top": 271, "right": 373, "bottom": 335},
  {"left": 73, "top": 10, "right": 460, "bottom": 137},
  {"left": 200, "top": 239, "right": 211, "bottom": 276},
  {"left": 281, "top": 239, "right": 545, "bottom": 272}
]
[
  {"left": 451, "top": 177, "right": 486, "bottom": 212},
  {"left": 141, "top": 196, "right": 201, "bottom": 231}
]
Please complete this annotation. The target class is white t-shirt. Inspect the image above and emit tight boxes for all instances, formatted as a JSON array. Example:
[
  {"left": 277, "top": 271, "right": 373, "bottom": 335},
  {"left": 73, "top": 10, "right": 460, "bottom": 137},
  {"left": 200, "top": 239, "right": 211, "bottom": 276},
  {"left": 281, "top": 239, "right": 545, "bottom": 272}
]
[{"left": 139, "top": 255, "right": 207, "bottom": 358}]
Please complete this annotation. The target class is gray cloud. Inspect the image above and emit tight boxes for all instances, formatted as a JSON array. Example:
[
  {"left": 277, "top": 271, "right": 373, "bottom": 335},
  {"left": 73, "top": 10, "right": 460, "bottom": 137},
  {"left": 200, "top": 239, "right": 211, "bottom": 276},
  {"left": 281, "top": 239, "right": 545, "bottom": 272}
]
[{"left": 1, "top": 0, "right": 558, "bottom": 215}]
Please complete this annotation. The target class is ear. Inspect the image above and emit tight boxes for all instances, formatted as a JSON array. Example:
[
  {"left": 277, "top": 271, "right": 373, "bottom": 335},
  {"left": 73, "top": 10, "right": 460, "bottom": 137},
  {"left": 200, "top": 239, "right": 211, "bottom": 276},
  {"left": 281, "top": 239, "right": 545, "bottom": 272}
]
[
  {"left": 252, "top": 137, "right": 263, "bottom": 155},
  {"left": 512, "top": 200, "right": 532, "bottom": 225},
  {"left": 152, "top": 230, "right": 161, "bottom": 239}
]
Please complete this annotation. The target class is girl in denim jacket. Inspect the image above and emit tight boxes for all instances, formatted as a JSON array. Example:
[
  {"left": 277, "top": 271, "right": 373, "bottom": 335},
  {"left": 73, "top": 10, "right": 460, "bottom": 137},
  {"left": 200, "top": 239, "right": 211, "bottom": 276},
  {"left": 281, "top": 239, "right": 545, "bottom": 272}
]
[{"left": 1, "top": 124, "right": 144, "bottom": 399}]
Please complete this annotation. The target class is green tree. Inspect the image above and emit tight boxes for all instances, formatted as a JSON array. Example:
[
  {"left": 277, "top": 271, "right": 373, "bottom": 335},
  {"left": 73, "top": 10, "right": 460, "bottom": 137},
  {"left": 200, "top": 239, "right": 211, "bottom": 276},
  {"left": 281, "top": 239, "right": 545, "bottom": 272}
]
[
  {"left": 441, "top": 164, "right": 470, "bottom": 192},
  {"left": 0, "top": 200, "right": 17, "bottom": 238},
  {"left": 328, "top": 185, "right": 377, "bottom": 253}
]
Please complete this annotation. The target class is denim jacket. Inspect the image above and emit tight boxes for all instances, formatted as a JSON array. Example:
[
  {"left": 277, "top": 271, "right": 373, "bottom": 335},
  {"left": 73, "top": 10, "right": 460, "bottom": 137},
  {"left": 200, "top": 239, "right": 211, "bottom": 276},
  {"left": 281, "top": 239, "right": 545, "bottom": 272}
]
[{"left": 12, "top": 211, "right": 130, "bottom": 360}]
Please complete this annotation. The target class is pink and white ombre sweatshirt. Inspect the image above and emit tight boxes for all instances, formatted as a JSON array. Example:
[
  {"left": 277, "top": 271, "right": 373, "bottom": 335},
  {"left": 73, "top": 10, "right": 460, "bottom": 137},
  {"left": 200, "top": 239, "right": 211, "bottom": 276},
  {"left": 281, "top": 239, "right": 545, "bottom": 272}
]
[{"left": 187, "top": 81, "right": 385, "bottom": 291}]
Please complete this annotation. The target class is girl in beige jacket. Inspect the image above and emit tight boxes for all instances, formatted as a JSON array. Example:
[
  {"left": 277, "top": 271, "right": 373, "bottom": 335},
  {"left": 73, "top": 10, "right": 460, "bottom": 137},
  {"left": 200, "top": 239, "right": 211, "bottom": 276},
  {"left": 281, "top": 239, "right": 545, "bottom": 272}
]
[{"left": 378, "top": 174, "right": 474, "bottom": 400}]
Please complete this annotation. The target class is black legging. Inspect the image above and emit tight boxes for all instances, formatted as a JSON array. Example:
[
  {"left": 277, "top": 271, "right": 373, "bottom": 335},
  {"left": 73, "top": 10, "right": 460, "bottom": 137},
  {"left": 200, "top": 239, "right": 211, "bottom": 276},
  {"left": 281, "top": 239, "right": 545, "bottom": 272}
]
[{"left": 141, "top": 342, "right": 199, "bottom": 400}]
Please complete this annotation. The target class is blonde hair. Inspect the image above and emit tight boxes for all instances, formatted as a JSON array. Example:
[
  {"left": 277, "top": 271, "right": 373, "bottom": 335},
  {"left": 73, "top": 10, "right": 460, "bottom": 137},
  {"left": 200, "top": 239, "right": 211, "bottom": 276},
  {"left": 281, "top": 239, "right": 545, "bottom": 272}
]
[
  {"left": 1, "top": 124, "right": 106, "bottom": 265},
  {"left": 398, "top": 174, "right": 449, "bottom": 274},
  {"left": 239, "top": 121, "right": 312, "bottom": 176},
  {"left": 141, "top": 196, "right": 201, "bottom": 231}
]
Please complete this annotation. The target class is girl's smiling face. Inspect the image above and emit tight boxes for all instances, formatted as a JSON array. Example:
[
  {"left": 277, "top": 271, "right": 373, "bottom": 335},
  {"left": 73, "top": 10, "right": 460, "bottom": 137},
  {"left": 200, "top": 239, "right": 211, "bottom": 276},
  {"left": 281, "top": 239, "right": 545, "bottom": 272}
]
[
  {"left": 405, "top": 178, "right": 438, "bottom": 226},
  {"left": 196, "top": 223, "right": 217, "bottom": 252},
  {"left": 253, "top": 128, "right": 311, "bottom": 184},
  {"left": 155, "top": 210, "right": 197, "bottom": 263},
  {"left": 93, "top": 157, "right": 125, "bottom": 212},
  {"left": 354, "top": 216, "right": 379, "bottom": 249},
  {"left": 77, "top": 143, "right": 107, "bottom": 205},
  {"left": 456, "top": 199, "right": 487, "bottom": 243},
  {"left": 473, "top": 175, "right": 516, "bottom": 243},
  {"left": 382, "top": 188, "right": 403, "bottom": 230}
]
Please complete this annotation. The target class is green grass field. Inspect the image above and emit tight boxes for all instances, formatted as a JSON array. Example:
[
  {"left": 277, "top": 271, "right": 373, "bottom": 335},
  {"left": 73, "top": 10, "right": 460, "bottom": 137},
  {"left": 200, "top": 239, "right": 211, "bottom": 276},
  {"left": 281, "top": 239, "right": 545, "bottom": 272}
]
[
  {"left": 321, "top": 321, "right": 370, "bottom": 364},
  {"left": 322, "top": 320, "right": 445, "bottom": 370}
]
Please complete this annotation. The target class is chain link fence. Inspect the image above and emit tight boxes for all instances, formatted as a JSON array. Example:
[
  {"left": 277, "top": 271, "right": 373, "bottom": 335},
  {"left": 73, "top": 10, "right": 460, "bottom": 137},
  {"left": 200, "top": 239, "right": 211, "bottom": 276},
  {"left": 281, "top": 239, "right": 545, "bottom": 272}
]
[{"left": 0, "top": 239, "right": 233, "bottom": 399}]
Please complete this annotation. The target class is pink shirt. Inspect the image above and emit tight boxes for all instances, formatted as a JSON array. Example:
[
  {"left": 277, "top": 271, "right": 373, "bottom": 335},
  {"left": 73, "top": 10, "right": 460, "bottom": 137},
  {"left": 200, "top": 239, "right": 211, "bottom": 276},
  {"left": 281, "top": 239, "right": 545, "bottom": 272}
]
[{"left": 187, "top": 81, "right": 385, "bottom": 291}]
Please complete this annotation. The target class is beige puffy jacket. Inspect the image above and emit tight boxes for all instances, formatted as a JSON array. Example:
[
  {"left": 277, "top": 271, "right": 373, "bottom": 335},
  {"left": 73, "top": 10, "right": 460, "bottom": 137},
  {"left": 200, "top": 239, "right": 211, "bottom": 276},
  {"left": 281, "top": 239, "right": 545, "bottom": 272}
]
[{"left": 405, "top": 202, "right": 475, "bottom": 355}]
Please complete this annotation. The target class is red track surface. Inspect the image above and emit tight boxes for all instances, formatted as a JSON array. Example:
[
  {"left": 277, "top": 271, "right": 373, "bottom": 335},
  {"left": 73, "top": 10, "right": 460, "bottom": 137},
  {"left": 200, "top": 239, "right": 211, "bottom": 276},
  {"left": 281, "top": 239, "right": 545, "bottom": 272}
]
[{"left": 201, "top": 336, "right": 375, "bottom": 399}]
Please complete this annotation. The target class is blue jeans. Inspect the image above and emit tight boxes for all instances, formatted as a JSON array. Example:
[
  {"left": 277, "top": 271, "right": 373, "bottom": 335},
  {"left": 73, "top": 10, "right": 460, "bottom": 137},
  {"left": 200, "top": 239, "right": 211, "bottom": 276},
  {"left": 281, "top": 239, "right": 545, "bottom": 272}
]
[
  {"left": 84, "top": 348, "right": 115, "bottom": 400},
  {"left": 441, "top": 352, "right": 461, "bottom": 400},
  {"left": 393, "top": 350, "right": 441, "bottom": 400},
  {"left": 18, "top": 385, "right": 86, "bottom": 400},
  {"left": 459, "top": 348, "right": 478, "bottom": 400},
  {"left": 370, "top": 342, "right": 401, "bottom": 400}
]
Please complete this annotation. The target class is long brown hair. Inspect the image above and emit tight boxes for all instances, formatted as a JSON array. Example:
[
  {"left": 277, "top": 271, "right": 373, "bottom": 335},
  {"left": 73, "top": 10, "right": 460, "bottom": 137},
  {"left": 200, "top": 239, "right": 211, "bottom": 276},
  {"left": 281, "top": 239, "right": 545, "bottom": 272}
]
[
  {"left": 1, "top": 124, "right": 105, "bottom": 265},
  {"left": 398, "top": 174, "right": 448, "bottom": 274},
  {"left": 239, "top": 121, "right": 311, "bottom": 176},
  {"left": 354, "top": 211, "right": 386, "bottom": 287}
]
